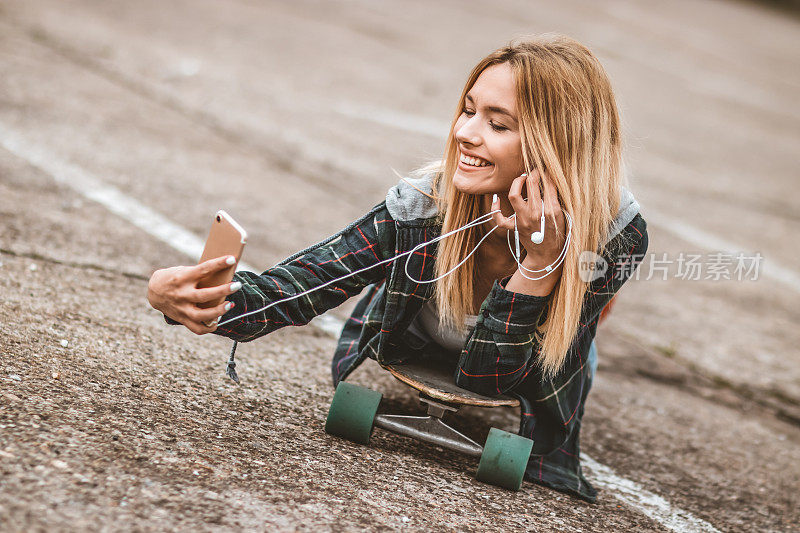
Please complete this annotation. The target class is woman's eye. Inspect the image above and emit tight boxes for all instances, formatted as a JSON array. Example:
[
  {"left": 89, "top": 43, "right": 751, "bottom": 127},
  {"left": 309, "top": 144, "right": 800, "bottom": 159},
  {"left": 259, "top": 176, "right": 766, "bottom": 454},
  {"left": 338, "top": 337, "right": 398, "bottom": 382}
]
[{"left": 461, "top": 107, "right": 507, "bottom": 131}]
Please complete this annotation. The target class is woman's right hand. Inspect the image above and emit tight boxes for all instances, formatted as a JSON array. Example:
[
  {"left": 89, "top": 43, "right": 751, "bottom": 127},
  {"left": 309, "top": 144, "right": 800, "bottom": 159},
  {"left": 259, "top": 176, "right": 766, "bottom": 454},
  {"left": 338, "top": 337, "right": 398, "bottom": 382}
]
[{"left": 147, "top": 255, "right": 242, "bottom": 335}]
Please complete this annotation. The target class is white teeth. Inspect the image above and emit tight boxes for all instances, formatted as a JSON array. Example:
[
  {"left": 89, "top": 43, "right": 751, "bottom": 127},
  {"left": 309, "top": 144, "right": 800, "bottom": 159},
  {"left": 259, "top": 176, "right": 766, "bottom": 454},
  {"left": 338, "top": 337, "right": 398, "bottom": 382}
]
[{"left": 460, "top": 154, "right": 491, "bottom": 167}]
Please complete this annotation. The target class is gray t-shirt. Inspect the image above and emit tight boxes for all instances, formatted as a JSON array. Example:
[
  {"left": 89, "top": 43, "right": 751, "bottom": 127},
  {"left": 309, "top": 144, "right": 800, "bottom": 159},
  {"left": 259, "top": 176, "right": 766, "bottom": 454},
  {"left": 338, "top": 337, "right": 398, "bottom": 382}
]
[{"left": 406, "top": 298, "right": 478, "bottom": 353}]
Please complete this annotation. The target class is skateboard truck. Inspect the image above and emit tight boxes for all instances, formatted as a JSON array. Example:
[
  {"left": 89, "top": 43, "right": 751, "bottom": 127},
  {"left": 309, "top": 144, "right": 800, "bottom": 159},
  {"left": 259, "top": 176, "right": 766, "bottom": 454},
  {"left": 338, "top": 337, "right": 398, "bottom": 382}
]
[
  {"left": 373, "top": 394, "right": 483, "bottom": 457},
  {"left": 325, "top": 364, "right": 535, "bottom": 491}
]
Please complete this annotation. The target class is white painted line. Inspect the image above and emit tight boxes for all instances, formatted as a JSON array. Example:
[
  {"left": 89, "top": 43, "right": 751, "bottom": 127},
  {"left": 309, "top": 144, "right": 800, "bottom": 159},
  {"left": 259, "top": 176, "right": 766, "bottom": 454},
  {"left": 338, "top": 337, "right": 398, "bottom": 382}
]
[
  {"left": 0, "top": 126, "right": 257, "bottom": 273},
  {"left": 582, "top": 455, "right": 720, "bottom": 533},
  {"left": 310, "top": 313, "right": 345, "bottom": 337},
  {"left": 333, "top": 104, "right": 800, "bottom": 295},
  {"left": 333, "top": 101, "right": 450, "bottom": 139},
  {"left": 644, "top": 207, "right": 800, "bottom": 293},
  {"left": 1, "top": 127, "right": 719, "bottom": 531}
]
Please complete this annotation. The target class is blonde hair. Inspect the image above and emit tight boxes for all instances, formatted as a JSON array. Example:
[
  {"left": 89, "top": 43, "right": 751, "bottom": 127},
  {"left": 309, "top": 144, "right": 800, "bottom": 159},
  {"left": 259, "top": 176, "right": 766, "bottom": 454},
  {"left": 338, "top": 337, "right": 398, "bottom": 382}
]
[{"left": 425, "top": 33, "right": 627, "bottom": 377}]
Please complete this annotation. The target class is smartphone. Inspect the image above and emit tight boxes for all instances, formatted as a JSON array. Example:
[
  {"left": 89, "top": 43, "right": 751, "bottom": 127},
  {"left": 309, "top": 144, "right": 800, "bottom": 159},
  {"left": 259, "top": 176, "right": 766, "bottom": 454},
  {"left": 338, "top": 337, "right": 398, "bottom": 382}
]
[{"left": 197, "top": 210, "right": 247, "bottom": 312}]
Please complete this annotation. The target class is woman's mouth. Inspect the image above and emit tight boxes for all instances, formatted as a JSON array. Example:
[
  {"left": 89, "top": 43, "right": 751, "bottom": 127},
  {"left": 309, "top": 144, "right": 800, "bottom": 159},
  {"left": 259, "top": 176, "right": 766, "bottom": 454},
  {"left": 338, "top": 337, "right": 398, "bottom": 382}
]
[{"left": 458, "top": 152, "right": 493, "bottom": 169}]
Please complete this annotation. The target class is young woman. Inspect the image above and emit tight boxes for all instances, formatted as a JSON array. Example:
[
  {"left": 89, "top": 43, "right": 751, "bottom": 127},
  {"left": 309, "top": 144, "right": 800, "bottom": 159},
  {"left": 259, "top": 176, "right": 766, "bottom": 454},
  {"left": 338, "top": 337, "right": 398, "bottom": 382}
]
[{"left": 147, "top": 33, "right": 649, "bottom": 502}]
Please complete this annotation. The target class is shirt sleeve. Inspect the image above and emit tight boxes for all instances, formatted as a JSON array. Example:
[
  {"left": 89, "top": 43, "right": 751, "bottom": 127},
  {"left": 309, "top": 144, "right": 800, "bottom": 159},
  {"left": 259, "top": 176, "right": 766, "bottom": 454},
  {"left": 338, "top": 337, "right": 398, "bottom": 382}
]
[
  {"left": 455, "top": 212, "right": 649, "bottom": 396},
  {"left": 163, "top": 202, "right": 396, "bottom": 343}
]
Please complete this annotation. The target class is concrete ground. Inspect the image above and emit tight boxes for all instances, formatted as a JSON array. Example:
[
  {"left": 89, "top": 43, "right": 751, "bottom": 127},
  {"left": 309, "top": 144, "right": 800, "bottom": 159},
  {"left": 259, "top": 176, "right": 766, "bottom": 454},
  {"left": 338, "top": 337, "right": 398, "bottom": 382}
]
[{"left": 1, "top": 0, "right": 798, "bottom": 531}]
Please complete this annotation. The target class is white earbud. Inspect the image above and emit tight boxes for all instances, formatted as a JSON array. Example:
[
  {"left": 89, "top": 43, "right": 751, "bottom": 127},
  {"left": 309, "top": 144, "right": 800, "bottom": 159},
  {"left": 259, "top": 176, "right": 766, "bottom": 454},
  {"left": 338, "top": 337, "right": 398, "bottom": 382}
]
[
  {"left": 531, "top": 200, "right": 545, "bottom": 244},
  {"left": 513, "top": 172, "right": 545, "bottom": 245}
]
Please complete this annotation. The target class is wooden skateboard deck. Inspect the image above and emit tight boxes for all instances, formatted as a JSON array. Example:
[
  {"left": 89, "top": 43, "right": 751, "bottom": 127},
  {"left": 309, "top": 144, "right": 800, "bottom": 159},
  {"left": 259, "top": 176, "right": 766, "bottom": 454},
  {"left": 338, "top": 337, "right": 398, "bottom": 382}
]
[{"left": 386, "top": 360, "right": 520, "bottom": 408}]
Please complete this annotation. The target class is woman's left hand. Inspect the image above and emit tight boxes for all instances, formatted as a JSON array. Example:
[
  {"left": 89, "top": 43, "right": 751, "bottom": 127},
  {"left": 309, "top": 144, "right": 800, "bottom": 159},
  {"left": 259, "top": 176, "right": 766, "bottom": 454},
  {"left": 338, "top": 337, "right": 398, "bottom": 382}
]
[{"left": 491, "top": 170, "right": 567, "bottom": 269}]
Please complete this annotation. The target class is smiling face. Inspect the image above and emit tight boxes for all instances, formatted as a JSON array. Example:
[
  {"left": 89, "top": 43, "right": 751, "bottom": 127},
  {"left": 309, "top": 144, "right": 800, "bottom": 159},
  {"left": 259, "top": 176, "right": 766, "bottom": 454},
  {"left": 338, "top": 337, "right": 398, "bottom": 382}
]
[{"left": 452, "top": 62, "right": 525, "bottom": 196}]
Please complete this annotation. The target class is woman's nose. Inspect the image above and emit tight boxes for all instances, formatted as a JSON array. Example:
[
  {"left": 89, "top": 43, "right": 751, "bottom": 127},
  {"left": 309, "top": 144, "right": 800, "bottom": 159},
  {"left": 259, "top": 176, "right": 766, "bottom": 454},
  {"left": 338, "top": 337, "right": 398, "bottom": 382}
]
[{"left": 455, "top": 118, "right": 481, "bottom": 146}]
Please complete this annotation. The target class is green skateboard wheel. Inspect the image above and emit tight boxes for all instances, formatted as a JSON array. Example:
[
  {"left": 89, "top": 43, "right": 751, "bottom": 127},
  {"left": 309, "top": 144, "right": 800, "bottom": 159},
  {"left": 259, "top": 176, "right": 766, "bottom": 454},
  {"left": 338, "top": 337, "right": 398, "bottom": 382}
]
[
  {"left": 476, "top": 428, "right": 534, "bottom": 491},
  {"left": 325, "top": 381, "right": 382, "bottom": 445}
]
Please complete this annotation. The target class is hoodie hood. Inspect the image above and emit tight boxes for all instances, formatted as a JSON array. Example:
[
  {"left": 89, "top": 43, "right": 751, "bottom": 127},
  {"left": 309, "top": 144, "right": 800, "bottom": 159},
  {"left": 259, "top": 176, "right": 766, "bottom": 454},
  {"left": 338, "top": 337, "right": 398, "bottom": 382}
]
[
  {"left": 385, "top": 173, "right": 441, "bottom": 222},
  {"left": 386, "top": 170, "right": 640, "bottom": 245}
]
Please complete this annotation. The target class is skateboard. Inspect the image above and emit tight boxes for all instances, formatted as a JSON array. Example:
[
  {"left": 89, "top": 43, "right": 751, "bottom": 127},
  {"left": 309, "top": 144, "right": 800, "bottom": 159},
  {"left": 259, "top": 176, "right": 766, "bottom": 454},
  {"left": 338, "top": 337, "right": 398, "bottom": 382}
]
[{"left": 324, "top": 359, "right": 534, "bottom": 491}]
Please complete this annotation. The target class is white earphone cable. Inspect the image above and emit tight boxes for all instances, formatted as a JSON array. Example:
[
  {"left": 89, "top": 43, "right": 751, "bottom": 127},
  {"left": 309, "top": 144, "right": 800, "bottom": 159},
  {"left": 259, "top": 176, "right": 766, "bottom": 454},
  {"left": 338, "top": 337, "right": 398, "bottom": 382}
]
[
  {"left": 506, "top": 210, "right": 573, "bottom": 280},
  {"left": 217, "top": 204, "right": 571, "bottom": 327}
]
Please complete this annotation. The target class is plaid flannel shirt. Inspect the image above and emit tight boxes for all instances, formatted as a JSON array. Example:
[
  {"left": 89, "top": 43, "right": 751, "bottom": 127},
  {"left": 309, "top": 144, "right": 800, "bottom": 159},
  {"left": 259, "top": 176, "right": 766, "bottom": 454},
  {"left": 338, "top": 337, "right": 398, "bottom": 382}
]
[{"left": 175, "top": 182, "right": 648, "bottom": 502}]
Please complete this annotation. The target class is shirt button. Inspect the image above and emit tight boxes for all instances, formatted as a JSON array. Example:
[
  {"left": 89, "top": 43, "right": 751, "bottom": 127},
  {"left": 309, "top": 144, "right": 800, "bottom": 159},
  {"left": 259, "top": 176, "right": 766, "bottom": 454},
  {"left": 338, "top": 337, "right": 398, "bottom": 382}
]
[{"left": 483, "top": 309, "right": 490, "bottom": 318}]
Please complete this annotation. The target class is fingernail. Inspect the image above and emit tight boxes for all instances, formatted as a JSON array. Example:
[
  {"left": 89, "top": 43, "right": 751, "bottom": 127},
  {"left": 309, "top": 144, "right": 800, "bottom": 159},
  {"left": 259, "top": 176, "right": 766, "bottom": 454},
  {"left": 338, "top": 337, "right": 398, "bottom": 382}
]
[
  {"left": 225, "top": 256, "right": 236, "bottom": 265},
  {"left": 229, "top": 281, "right": 242, "bottom": 292},
  {"left": 492, "top": 194, "right": 498, "bottom": 204},
  {"left": 224, "top": 302, "right": 233, "bottom": 312}
]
